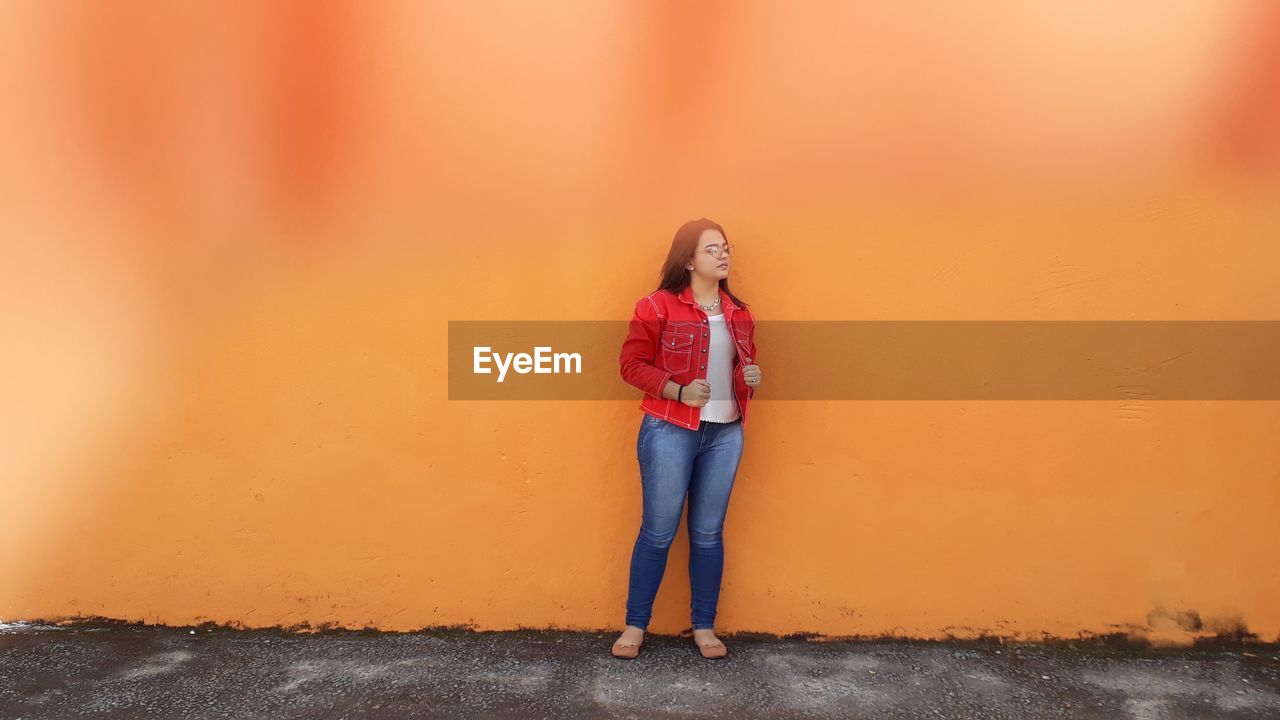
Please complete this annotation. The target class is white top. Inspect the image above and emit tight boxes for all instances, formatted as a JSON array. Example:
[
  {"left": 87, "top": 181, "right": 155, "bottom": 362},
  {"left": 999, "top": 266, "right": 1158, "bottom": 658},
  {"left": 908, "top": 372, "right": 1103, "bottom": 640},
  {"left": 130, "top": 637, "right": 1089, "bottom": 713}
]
[{"left": 700, "top": 314, "right": 741, "bottom": 423}]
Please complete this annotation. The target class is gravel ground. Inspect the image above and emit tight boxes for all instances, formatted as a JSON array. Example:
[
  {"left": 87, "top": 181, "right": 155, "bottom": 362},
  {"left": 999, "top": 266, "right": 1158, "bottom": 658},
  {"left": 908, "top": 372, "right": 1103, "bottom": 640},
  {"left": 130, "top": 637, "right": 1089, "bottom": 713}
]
[{"left": 2, "top": 622, "right": 1278, "bottom": 719}]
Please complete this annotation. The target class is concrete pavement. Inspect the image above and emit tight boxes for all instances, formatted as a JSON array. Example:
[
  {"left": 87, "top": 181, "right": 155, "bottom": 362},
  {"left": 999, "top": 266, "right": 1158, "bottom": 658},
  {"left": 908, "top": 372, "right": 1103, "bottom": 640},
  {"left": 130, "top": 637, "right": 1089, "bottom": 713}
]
[{"left": 2, "top": 622, "right": 1279, "bottom": 719}]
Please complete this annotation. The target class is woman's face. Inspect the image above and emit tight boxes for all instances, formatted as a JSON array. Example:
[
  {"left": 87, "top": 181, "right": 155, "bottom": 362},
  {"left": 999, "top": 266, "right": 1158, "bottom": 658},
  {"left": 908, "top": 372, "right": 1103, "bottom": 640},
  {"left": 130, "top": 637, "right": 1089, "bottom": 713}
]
[{"left": 689, "top": 229, "right": 731, "bottom": 280}]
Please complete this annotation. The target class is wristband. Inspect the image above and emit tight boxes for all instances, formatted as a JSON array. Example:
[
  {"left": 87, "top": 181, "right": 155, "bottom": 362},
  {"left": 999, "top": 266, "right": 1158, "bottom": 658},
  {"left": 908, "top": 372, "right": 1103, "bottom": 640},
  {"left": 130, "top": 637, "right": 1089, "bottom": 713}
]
[{"left": 677, "top": 384, "right": 683, "bottom": 403}]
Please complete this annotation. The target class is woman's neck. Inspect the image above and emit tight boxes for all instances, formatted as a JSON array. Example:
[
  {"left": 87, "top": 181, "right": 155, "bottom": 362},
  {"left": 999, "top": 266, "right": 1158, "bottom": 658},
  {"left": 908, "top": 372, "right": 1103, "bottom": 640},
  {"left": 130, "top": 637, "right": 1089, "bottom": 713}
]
[{"left": 690, "top": 277, "right": 720, "bottom": 304}]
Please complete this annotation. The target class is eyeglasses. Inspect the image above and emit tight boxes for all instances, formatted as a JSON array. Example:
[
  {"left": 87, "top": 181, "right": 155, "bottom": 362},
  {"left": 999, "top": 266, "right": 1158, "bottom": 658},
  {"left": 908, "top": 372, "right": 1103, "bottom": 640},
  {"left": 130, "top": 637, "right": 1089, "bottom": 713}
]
[{"left": 703, "top": 243, "right": 734, "bottom": 259}]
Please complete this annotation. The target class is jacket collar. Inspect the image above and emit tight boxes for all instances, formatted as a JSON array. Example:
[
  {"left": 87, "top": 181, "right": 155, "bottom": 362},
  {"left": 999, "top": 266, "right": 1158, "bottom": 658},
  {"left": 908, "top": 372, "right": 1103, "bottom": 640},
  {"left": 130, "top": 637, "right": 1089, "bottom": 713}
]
[{"left": 677, "top": 283, "right": 738, "bottom": 313}]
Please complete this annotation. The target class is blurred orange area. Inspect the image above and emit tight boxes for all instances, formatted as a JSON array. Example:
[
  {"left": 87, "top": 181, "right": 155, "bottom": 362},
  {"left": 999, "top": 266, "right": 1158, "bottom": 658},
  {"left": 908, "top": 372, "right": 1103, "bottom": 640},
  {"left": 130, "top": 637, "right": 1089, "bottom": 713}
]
[{"left": 3, "top": 2, "right": 1277, "bottom": 251}]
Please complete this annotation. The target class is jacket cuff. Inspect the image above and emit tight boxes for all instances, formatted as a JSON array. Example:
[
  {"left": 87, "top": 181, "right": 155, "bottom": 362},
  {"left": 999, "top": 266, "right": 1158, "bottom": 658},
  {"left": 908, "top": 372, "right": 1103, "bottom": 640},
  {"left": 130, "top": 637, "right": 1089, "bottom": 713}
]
[{"left": 652, "top": 370, "right": 671, "bottom": 400}]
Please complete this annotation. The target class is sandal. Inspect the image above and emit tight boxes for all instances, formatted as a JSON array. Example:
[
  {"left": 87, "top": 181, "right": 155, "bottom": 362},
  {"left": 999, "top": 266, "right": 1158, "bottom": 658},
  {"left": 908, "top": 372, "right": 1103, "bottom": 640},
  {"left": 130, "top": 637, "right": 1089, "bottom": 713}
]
[
  {"left": 611, "top": 630, "right": 645, "bottom": 659},
  {"left": 694, "top": 637, "right": 728, "bottom": 659}
]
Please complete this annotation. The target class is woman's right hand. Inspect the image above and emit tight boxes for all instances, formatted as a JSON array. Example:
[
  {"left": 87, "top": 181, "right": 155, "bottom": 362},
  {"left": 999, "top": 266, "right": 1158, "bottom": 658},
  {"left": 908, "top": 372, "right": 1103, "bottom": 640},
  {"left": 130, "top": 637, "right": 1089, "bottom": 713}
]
[{"left": 681, "top": 379, "right": 712, "bottom": 407}]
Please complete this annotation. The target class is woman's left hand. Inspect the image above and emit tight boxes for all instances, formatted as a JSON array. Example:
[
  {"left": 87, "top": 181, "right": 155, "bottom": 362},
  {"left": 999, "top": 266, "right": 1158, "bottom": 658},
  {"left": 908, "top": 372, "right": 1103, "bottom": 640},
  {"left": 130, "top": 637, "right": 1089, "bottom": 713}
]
[{"left": 742, "top": 358, "right": 762, "bottom": 388}]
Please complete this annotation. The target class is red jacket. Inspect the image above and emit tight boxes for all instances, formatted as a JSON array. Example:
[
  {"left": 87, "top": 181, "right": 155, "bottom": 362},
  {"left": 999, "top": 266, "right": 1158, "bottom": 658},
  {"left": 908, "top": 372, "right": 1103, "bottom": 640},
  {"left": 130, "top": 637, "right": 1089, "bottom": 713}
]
[{"left": 620, "top": 284, "right": 757, "bottom": 430}]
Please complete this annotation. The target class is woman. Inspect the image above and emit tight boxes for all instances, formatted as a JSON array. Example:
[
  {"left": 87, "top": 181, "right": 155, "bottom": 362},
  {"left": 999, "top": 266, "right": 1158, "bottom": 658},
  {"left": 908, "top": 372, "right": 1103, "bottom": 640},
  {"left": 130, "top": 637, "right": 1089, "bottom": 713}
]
[{"left": 613, "top": 218, "right": 762, "bottom": 660}]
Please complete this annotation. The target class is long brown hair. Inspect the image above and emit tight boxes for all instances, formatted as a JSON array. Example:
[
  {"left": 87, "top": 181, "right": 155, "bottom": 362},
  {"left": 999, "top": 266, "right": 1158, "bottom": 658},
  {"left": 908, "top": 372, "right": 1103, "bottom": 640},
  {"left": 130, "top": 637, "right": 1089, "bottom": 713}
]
[{"left": 655, "top": 218, "right": 750, "bottom": 308}]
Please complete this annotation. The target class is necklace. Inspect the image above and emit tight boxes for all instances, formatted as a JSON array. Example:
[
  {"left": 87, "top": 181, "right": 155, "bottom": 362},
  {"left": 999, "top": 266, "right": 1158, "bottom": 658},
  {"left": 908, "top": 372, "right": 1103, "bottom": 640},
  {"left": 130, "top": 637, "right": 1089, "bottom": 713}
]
[{"left": 696, "top": 295, "right": 721, "bottom": 312}]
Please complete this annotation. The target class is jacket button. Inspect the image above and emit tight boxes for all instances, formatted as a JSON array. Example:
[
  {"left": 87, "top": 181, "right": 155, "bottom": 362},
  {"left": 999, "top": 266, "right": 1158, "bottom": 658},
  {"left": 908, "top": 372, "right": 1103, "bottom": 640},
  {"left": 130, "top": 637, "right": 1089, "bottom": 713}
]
[
  {"left": 702, "top": 348, "right": 707, "bottom": 352},
  {"left": 700, "top": 364, "right": 706, "bottom": 369}
]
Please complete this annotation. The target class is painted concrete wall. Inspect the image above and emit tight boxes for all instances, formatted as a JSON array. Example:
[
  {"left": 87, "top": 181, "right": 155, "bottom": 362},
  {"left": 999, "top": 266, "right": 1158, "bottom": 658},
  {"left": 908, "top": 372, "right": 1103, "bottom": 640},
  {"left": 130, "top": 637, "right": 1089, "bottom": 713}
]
[{"left": 2, "top": 2, "right": 1277, "bottom": 645}]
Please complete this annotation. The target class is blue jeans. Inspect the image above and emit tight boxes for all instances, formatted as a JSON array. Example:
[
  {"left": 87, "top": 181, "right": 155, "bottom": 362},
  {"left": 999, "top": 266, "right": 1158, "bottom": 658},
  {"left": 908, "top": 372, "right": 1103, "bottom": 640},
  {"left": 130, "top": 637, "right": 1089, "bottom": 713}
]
[{"left": 625, "top": 414, "right": 744, "bottom": 631}]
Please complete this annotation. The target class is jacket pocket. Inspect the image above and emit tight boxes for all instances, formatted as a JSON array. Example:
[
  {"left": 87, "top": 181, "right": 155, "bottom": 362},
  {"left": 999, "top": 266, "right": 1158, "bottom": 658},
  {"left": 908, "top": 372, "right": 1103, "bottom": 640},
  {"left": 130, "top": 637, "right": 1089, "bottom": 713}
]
[{"left": 659, "top": 328, "right": 694, "bottom": 374}]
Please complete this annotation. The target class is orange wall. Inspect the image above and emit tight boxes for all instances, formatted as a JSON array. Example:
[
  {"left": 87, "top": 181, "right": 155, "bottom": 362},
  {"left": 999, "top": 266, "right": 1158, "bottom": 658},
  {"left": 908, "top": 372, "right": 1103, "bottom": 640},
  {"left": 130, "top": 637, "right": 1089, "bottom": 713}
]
[{"left": 2, "top": 2, "right": 1278, "bottom": 645}]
